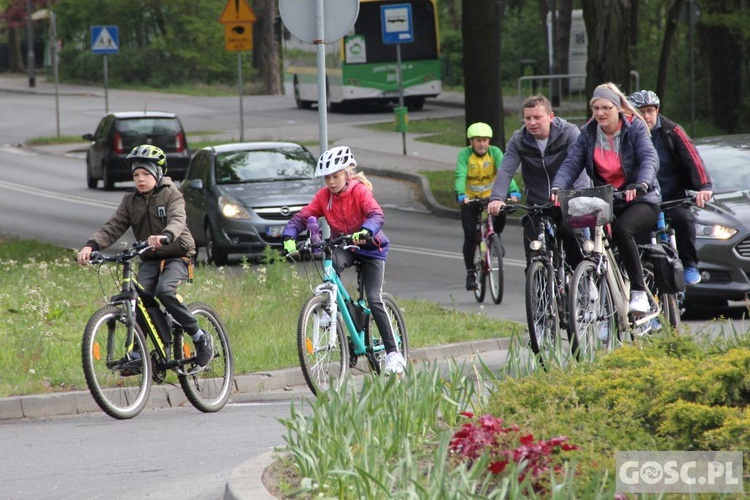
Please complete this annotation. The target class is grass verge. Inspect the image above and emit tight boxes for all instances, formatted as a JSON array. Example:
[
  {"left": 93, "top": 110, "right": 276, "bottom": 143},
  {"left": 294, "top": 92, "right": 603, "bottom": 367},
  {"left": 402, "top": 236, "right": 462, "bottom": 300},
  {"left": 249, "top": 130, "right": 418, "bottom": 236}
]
[{"left": 0, "top": 240, "right": 522, "bottom": 398}]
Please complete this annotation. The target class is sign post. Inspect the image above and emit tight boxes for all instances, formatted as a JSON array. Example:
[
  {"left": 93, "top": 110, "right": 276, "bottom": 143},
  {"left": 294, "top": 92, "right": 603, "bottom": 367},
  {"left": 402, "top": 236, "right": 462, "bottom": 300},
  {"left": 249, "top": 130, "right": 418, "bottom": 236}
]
[
  {"left": 91, "top": 25, "right": 119, "bottom": 114},
  {"left": 279, "top": 0, "right": 359, "bottom": 155},
  {"left": 380, "top": 4, "right": 413, "bottom": 155},
  {"left": 219, "top": 0, "right": 257, "bottom": 142}
]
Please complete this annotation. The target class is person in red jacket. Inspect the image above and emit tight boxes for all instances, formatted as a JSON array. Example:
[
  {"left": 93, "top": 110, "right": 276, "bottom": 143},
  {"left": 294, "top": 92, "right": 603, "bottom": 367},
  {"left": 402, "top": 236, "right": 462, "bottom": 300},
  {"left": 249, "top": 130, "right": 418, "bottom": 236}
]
[{"left": 281, "top": 145, "right": 405, "bottom": 376}]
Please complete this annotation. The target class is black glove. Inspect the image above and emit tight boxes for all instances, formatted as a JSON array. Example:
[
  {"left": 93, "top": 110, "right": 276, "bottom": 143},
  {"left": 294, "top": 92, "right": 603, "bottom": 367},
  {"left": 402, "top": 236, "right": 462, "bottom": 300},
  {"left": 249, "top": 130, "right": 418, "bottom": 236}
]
[{"left": 625, "top": 183, "right": 648, "bottom": 195}]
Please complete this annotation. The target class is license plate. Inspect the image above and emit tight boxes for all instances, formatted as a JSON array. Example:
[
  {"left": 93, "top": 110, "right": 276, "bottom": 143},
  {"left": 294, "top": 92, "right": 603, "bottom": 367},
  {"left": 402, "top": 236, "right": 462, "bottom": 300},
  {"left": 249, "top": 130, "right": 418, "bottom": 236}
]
[{"left": 266, "top": 225, "right": 284, "bottom": 237}]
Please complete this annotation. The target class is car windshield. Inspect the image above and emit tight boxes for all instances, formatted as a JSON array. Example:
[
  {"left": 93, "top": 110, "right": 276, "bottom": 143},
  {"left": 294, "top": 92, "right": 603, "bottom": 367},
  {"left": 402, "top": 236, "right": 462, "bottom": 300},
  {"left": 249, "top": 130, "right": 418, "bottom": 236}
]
[
  {"left": 698, "top": 144, "right": 750, "bottom": 194},
  {"left": 215, "top": 148, "right": 315, "bottom": 184}
]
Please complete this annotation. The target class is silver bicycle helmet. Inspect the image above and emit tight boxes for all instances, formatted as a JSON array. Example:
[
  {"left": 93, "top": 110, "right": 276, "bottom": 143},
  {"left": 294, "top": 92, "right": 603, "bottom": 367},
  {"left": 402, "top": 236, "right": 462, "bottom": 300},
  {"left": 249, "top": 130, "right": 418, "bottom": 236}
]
[
  {"left": 627, "top": 90, "right": 661, "bottom": 109},
  {"left": 315, "top": 145, "right": 356, "bottom": 177}
]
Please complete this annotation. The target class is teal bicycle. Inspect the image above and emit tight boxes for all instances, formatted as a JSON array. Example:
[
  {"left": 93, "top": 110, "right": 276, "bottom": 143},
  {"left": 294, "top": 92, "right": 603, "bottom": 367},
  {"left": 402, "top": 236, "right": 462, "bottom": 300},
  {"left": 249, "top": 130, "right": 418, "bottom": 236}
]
[{"left": 290, "top": 234, "right": 409, "bottom": 396}]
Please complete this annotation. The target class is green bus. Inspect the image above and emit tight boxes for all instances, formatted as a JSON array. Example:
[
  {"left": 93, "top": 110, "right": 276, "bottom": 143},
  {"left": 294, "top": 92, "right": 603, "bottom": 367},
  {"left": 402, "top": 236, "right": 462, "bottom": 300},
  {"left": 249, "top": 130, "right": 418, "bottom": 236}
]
[{"left": 282, "top": 0, "right": 441, "bottom": 111}]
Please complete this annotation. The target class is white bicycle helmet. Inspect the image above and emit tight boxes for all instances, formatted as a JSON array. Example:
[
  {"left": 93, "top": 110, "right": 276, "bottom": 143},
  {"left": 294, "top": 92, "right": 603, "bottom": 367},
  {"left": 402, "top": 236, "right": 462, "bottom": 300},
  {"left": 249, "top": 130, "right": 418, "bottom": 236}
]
[{"left": 315, "top": 145, "right": 356, "bottom": 177}]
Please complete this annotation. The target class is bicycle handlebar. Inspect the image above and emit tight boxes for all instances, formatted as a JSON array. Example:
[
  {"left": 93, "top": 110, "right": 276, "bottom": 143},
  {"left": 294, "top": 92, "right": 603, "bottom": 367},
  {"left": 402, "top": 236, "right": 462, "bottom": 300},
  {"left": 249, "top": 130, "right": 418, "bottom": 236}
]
[
  {"left": 88, "top": 240, "right": 155, "bottom": 265},
  {"left": 286, "top": 233, "right": 368, "bottom": 259},
  {"left": 501, "top": 201, "right": 555, "bottom": 214}
]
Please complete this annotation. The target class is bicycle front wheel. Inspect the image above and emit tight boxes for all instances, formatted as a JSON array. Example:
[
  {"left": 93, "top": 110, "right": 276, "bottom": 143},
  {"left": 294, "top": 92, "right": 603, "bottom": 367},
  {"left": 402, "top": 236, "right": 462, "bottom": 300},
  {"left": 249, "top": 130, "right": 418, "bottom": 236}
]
[
  {"left": 525, "top": 260, "right": 560, "bottom": 363},
  {"left": 568, "top": 260, "right": 618, "bottom": 361},
  {"left": 82, "top": 305, "right": 152, "bottom": 420},
  {"left": 176, "top": 303, "right": 234, "bottom": 413},
  {"left": 297, "top": 295, "right": 349, "bottom": 396},
  {"left": 365, "top": 293, "right": 409, "bottom": 374},
  {"left": 488, "top": 234, "right": 504, "bottom": 304},
  {"left": 473, "top": 240, "right": 487, "bottom": 303}
]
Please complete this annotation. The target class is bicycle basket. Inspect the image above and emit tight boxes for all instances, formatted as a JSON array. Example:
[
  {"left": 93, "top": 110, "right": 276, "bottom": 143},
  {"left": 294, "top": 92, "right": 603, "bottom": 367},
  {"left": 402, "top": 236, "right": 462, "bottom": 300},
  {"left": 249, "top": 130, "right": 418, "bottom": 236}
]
[{"left": 559, "top": 185, "right": 614, "bottom": 229}]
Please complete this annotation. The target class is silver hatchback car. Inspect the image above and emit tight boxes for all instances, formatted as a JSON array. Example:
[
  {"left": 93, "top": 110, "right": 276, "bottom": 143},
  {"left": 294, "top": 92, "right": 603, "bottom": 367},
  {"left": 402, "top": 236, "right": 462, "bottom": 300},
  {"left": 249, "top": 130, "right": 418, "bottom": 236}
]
[{"left": 180, "top": 142, "right": 321, "bottom": 265}]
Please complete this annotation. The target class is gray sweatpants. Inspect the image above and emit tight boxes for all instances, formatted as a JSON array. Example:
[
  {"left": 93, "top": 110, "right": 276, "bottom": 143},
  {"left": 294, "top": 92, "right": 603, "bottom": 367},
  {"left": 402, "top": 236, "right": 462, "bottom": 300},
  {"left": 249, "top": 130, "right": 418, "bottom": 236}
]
[{"left": 138, "top": 258, "right": 199, "bottom": 336}]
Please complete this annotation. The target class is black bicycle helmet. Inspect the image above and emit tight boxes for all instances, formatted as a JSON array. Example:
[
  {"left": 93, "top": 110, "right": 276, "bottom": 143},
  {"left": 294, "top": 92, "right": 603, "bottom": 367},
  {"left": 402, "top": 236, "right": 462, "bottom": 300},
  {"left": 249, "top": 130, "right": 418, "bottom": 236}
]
[{"left": 627, "top": 90, "right": 661, "bottom": 109}]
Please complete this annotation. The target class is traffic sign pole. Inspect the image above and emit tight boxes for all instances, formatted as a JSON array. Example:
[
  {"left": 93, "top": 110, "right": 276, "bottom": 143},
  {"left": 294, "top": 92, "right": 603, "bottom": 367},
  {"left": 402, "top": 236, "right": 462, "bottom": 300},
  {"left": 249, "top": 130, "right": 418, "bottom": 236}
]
[
  {"left": 219, "top": 0, "right": 257, "bottom": 142},
  {"left": 315, "top": 0, "right": 328, "bottom": 153}
]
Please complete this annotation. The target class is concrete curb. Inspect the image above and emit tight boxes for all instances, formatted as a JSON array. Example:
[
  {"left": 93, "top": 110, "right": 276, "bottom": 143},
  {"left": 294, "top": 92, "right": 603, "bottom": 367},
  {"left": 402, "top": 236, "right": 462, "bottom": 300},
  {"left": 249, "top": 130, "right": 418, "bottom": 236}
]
[{"left": 0, "top": 338, "right": 511, "bottom": 421}]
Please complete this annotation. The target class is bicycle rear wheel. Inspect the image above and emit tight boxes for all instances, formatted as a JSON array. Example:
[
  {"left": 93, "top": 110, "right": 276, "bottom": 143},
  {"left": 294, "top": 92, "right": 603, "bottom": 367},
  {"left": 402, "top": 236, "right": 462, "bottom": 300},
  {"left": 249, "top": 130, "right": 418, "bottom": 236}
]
[
  {"left": 525, "top": 260, "right": 560, "bottom": 364},
  {"left": 176, "top": 303, "right": 234, "bottom": 413},
  {"left": 488, "top": 234, "right": 504, "bottom": 304},
  {"left": 569, "top": 260, "right": 618, "bottom": 361},
  {"left": 297, "top": 295, "right": 349, "bottom": 396},
  {"left": 82, "top": 305, "right": 152, "bottom": 420},
  {"left": 365, "top": 293, "right": 409, "bottom": 374},
  {"left": 473, "top": 240, "right": 487, "bottom": 303},
  {"left": 642, "top": 261, "right": 680, "bottom": 332}
]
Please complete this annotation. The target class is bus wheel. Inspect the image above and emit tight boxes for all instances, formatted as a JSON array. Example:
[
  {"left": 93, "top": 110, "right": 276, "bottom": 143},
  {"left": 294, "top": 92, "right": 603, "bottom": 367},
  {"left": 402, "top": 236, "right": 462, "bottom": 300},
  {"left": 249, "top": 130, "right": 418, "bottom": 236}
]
[
  {"left": 406, "top": 97, "right": 425, "bottom": 111},
  {"left": 294, "top": 76, "right": 312, "bottom": 109}
]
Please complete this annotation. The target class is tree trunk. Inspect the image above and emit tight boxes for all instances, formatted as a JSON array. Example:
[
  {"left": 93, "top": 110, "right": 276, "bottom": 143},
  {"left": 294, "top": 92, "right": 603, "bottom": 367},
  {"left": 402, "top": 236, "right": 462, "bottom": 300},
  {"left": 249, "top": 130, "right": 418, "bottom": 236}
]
[
  {"left": 698, "top": 23, "right": 741, "bottom": 132},
  {"left": 655, "top": 0, "right": 684, "bottom": 105},
  {"left": 556, "top": 0, "right": 574, "bottom": 91},
  {"left": 9, "top": 27, "right": 24, "bottom": 73},
  {"left": 255, "top": 0, "right": 281, "bottom": 95},
  {"left": 580, "top": 0, "right": 634, "bottom": 97},
  {"left": 462, "top": 0, "right": 504, "bottom": 148}
]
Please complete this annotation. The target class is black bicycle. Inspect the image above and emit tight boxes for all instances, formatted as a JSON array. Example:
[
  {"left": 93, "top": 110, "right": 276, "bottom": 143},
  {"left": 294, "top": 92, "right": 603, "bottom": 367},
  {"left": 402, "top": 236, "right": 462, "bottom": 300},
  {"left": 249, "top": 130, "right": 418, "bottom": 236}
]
[
  {"left": 81, "top": 241, "right": 234, "bottom": 419},
  {"left": 505, "top": 201, "right": 573, "bottom": 364}
]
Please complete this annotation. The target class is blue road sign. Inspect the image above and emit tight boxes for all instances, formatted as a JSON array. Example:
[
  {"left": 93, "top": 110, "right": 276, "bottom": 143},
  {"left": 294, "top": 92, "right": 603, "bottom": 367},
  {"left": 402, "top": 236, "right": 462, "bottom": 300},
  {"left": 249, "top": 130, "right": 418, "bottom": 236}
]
[
  {"left": 91, "top": 26, "right": 120, "bottom": 55},
  {"left": 381, "top": 4, "right": 413, "bottom": 44}
]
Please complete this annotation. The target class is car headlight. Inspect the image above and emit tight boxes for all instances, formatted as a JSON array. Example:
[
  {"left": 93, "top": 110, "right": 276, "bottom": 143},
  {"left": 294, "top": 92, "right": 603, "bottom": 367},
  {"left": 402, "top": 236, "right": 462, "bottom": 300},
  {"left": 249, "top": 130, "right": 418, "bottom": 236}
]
[
  {"left": 695, "top": 223, "right": 737, "bottom": 240},
  {"left": 219, "top": 196, "right": 251, "bottom": 219}
]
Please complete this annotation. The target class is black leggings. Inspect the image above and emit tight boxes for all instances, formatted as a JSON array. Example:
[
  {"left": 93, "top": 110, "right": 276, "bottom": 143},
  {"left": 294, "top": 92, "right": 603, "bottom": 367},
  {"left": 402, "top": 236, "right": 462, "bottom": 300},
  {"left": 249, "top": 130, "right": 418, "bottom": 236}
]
[
  {"left": 460, "top": 203, "right": 506, "bottom": 271},
  {"left": 612, "top": 202, "right": 659, "bottom": 291}
]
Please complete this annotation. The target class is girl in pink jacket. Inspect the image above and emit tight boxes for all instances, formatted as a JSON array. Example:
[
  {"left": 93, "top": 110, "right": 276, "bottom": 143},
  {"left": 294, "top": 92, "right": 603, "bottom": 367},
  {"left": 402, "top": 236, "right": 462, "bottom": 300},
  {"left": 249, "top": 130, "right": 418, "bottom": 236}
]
[{"left": 282, "top": 146, "right": 404, "bottom": 376}]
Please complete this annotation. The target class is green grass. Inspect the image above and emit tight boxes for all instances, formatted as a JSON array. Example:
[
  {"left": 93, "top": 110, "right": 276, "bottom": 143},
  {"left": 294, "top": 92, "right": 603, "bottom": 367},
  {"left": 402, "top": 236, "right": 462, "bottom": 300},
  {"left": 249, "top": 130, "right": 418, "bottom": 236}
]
[{"left": 0, "top": 239, "right": 522, "bottom": 398}]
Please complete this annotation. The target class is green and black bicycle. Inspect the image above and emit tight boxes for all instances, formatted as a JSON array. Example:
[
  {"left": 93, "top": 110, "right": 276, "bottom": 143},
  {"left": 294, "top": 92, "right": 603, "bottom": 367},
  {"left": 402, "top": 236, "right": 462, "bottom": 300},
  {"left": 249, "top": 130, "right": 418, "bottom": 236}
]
[{"left": 81, "top": 241, "right": 234, "bottom": 419}]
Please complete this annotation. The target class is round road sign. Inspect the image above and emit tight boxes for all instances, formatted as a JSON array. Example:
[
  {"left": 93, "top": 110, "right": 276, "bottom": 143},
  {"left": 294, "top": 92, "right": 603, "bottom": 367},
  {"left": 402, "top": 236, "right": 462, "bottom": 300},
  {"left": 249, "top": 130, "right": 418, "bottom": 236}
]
[{"left": 279, "top": 0, "right": 360, "bottom": 44}]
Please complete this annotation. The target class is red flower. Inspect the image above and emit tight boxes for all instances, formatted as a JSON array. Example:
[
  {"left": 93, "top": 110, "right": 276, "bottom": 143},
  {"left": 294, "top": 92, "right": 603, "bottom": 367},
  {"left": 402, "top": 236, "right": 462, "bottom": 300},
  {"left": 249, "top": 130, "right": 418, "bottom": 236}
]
[{"left": 488, "top": 459, "right": 509, "bottom": 474}]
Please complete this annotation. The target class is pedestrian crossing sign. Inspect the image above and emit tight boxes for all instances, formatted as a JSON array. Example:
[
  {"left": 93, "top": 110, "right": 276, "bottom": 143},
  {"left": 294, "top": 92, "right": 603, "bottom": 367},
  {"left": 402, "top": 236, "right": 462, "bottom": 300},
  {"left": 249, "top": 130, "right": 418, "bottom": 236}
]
[{"left": 91, "top": 26, "right": 119, "bottom": 54}]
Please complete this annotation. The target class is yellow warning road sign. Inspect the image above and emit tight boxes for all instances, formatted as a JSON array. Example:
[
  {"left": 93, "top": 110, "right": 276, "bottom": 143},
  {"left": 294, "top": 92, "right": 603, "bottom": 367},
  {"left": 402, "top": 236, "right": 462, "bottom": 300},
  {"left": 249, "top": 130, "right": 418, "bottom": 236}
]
[
  {"left": 219, "top": 0, "right": 257, "bottom": 24},
  {"left": 224, "top": 23, "right": 253, "bottom": 51}
]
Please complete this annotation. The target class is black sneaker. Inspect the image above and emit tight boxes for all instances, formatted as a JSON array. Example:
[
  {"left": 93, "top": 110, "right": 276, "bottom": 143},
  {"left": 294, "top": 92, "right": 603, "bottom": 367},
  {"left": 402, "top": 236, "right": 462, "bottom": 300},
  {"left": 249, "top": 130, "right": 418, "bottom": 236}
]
[
  {"left": 193, "top": 330, "right": 214, "bottom": 367},
  {"left": 466, "top": 271, "right": 478, "bottom": 291}
]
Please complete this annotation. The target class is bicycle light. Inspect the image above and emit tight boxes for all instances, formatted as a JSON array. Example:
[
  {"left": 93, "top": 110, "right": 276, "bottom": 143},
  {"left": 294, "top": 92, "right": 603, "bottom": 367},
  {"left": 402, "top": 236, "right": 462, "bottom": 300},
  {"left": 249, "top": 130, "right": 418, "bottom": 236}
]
[
  {"left": 529, "top": 240, "right": 542, "bottom": 251},
  {"left": 582, "top": 239, "right": 595, "bottom": 253}
]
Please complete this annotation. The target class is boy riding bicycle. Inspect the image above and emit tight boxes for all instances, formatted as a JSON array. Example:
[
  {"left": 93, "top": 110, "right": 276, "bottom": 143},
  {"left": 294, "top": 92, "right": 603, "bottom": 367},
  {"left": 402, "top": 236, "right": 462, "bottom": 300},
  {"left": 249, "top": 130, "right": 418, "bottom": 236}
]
[
  {"left": 455, "top": 122, "right": 520, "bottom": 290},
  {"left": 76, "top": 145, "right": 214, "bottom": 367}
]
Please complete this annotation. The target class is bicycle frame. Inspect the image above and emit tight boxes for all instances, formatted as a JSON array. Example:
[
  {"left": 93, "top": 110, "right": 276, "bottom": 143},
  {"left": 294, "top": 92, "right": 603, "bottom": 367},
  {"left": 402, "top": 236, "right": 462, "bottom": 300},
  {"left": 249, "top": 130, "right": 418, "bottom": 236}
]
[
  {"left": 106, "top": 253, "right": 194, "bottom": 374},
  {"left": 589, "top": 225, "right": 662, "bottom": 332},
  {"left": 316, "top": 251, "right": 375, "bottom": 358}
]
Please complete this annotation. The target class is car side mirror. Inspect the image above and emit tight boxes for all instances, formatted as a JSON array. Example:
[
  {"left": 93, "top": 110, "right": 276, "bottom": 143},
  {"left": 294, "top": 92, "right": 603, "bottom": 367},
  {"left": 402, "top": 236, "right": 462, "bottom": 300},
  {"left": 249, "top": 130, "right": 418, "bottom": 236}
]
[
  {"left": 82, "top": 133, "right": 94, "bottom": 141},
  {"left": 186, "top": 179, "right": 204, "bottom": 191}
]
